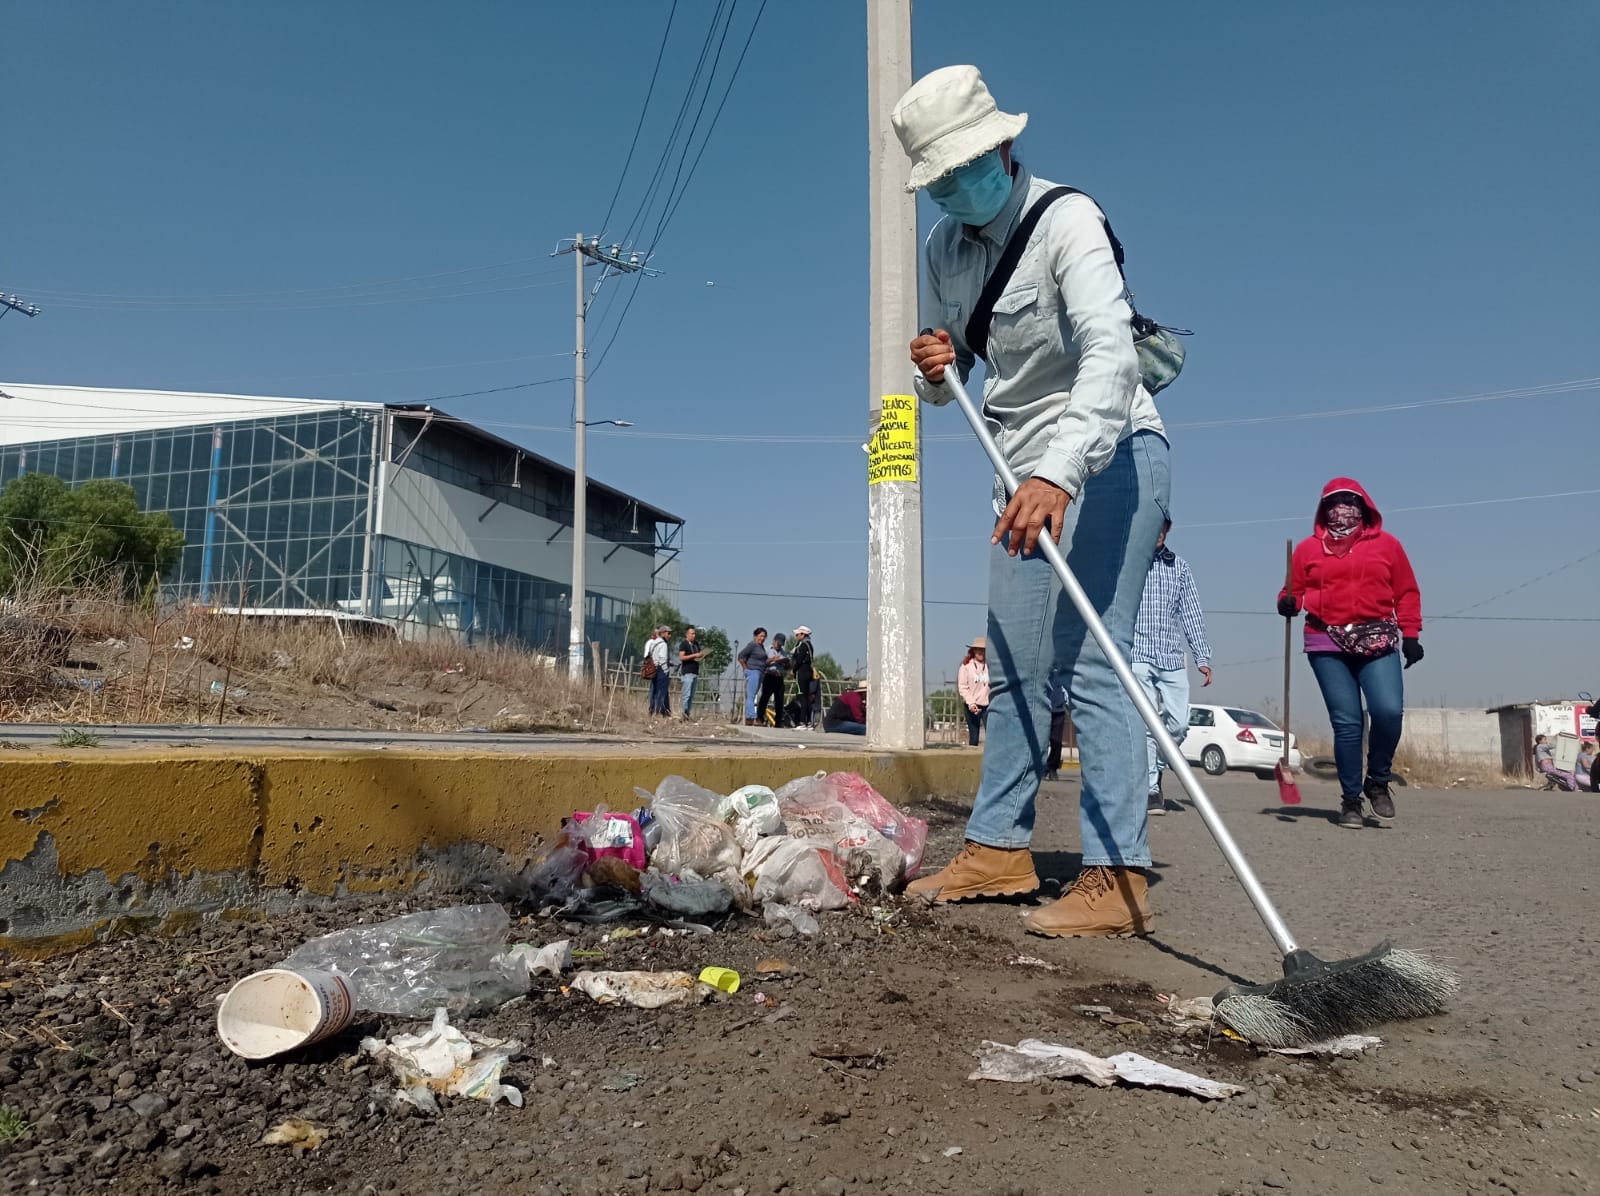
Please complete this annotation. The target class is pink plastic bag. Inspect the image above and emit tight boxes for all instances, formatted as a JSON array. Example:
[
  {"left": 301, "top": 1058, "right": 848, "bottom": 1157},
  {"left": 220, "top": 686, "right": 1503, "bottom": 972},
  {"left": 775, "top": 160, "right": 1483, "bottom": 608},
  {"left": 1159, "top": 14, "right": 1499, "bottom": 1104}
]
[
  {"left": 570, "top": 810, "right": 647, "bottom": 871},
  {"left": 828, "top": 773, "right": 928, "bottom": 879}
]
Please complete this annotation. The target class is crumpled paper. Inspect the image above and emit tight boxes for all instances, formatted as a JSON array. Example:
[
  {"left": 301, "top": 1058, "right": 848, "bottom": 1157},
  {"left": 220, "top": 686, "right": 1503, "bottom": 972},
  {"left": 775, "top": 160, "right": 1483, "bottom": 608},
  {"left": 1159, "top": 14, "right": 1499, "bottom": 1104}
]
[
  {"left": 494, "top": 940, "right": 572, "bottom": 979},
  {"left": 569, "top": 970, "right": 714, "bottom": 1009},
  {"left": 361, "top": 1007, "right": 523, "bottom": 1114},
  {"left": 260, "top": 1119, "right": 328, "bottom": 1151},
  {"left": 969, "top": 1039, "right": 1243, "bottom": 1100},
  {"left": 1271, "top": 1034, "right": 1381, "bottom": 1058}
]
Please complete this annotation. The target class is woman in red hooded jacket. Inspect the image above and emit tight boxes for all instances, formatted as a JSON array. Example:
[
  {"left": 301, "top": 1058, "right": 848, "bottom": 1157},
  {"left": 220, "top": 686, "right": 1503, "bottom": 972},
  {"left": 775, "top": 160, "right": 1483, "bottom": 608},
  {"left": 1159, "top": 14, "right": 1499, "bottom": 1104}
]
[{"left": 1278, "top": 479, "right": 1422, "bottom": 829}]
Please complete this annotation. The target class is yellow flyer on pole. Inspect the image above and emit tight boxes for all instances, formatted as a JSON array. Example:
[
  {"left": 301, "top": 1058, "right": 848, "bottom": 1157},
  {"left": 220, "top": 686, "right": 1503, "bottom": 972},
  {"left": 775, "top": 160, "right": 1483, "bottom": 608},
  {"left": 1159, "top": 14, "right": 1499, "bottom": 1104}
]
[{"left": 867, "top": 394, "right": 917, "bottom": 485}]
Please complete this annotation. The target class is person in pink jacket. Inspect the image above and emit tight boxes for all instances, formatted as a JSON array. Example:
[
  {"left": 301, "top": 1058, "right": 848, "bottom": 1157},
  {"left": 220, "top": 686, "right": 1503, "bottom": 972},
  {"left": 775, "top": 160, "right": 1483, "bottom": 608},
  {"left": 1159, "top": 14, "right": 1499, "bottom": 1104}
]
[{"left": 958, "top": 636, "right": 991, "bottom": 746}]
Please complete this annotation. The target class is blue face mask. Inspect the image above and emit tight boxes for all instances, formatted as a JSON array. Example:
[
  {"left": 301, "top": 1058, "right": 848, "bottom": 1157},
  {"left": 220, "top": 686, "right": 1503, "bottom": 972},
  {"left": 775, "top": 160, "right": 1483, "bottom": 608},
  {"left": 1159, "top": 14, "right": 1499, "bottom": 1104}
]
[{"left": 927, "top": 149, "right": 1013, "bottom": 227}]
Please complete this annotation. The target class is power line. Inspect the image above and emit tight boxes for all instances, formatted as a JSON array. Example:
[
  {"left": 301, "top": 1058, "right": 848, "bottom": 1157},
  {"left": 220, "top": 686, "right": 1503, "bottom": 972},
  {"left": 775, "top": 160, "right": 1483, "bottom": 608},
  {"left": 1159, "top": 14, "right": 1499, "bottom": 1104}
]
[
  {"left": 10, "top": 261, "right": 564, "bottom": 305},
  {"left": 1447, "top": 546, "right": 1600, "bottom": 616},
  {"left": 24, "top": 274, "right": 571, "bottom": 313},
  {"left": 598, "top": 0, "right": 680, "bottom": 239}
]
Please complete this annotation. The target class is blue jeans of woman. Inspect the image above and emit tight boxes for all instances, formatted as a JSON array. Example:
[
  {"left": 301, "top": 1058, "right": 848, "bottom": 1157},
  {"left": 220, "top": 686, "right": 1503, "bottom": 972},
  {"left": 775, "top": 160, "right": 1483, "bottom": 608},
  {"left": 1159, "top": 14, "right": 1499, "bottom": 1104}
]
[
  {"left": 965, "top": 706, "right": 988, "bottom": 746},
  {"left": 964, "top": 431, "right": 1170, "bottom": 868},
  {"left": 1307, "top": 649, "right": 1404, "bottom": 798},
  {"left": 744, "top": 668, "right": 763, "bottom": 720}
]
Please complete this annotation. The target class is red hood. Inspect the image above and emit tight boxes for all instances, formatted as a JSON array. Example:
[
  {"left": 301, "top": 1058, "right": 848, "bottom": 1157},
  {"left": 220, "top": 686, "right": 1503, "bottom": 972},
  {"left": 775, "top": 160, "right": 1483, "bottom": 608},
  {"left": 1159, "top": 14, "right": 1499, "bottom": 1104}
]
[{"left": 1315, "top": 477, "right": 1383, "bottom": 533}]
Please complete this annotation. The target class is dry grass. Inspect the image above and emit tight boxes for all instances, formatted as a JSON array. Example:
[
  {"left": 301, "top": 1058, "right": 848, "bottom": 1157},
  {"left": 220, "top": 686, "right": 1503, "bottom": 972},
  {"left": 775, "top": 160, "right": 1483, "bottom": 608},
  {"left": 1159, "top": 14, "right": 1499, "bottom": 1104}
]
[
  {"left": 1, "top": 578, "right": 663, "bottom": 734},
  {"left": 1297, "top": 736, "right": 1526, "bottom": 790}
]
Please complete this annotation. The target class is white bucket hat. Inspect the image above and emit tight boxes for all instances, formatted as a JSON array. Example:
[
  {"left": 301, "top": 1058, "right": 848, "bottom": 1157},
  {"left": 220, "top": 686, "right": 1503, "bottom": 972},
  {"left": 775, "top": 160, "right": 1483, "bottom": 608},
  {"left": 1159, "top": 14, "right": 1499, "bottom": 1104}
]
[{"left": 891, "top": 65, "right": 1028, "bottom": 193}]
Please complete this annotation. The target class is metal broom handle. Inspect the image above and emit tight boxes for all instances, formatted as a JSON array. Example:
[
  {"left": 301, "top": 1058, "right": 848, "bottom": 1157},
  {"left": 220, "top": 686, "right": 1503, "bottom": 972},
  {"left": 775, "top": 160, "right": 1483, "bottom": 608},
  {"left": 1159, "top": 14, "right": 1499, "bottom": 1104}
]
[{"left": 932, "top": 360, "right": 1300, "bottom": 957}]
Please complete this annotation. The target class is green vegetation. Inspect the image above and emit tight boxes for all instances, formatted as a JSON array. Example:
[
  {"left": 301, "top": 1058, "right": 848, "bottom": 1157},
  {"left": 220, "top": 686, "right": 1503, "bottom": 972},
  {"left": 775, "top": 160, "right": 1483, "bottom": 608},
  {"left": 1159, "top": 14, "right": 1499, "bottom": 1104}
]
[
  {"left": 55, "top": 727, "right": 103, "bottom": 748},
  {"left": 0, "top": 474, "right": 184, "bottom": 598},
  {"left": 0, "top": 1105, "right": 30, "bottom": 1144}
]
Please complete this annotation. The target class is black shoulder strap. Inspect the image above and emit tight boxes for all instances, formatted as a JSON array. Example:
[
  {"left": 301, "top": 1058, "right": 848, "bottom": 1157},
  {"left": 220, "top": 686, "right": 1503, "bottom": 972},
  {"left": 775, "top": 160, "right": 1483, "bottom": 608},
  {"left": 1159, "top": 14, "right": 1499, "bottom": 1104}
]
[{"left": 965, "top": 185, "right": 1126, "bottom": 363}]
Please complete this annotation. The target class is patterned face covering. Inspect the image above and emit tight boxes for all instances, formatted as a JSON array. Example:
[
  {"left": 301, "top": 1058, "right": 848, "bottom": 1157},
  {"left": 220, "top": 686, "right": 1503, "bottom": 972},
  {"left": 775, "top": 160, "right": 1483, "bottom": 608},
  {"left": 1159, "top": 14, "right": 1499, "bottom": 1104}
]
[{"left": 1323, "top": 501, "right": 1364, "bottom": 538}]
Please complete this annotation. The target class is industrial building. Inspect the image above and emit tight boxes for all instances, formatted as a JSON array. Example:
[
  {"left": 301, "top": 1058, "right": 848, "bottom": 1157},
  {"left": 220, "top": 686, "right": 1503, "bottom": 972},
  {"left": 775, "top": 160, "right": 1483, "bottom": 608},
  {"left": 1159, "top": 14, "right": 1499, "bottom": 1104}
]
[{"left": 0, "top": 383, "right": 682, "bottom": 659}]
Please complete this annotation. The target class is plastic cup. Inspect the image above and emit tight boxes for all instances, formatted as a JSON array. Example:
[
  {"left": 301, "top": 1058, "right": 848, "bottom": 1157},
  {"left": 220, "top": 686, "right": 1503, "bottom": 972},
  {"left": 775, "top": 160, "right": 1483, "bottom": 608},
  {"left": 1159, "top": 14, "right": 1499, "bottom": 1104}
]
[
  {"left": 216, "top": 967, "right": 354, "bottom": 1060},
  {"left": 698, "top": 966, "right": 741, "bottom": 994}
]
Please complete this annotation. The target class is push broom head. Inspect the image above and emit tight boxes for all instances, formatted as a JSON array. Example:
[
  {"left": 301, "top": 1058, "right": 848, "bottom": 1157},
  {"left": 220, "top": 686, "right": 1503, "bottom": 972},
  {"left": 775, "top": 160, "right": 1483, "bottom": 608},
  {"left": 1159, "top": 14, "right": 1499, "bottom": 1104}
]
[{"left": 1212, "top": 942, "right": 1459, "bottom": 1047}]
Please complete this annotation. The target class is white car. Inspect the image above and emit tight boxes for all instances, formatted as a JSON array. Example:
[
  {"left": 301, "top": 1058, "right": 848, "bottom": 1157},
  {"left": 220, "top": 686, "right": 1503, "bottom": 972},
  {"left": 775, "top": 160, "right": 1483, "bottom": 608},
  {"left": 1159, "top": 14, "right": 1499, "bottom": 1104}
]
[{"left": 1182, "top": 704, "right": 1302, "bottom": 776}]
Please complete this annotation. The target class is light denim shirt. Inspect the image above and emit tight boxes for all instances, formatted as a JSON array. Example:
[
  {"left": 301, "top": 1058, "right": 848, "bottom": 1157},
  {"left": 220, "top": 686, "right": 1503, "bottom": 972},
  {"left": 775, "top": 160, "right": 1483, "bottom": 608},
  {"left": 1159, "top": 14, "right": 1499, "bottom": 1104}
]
[{"left": 914, "top": 164, "right": 1166, "bottom": 505}]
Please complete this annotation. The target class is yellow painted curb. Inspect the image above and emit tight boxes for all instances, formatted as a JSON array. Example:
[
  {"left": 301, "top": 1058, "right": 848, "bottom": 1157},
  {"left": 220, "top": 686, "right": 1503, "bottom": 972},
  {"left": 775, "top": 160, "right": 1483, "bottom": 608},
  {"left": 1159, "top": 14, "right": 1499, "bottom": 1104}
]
[{"left": 0, "top": 747, "right": 983, "bottom": 955}]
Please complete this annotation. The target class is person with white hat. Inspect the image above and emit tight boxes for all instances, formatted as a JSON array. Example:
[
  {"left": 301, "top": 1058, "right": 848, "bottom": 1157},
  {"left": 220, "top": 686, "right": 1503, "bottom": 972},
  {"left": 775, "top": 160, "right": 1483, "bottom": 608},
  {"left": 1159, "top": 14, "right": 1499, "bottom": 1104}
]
[
  {"left": 789, "top": 627, "right": 816, "bottom": 727},
  {"left": 957, "top": 636, "right": 991, "bottom": 746},
  {"left": 895, "top": 65, "right": 1171, "bottom": 939}
]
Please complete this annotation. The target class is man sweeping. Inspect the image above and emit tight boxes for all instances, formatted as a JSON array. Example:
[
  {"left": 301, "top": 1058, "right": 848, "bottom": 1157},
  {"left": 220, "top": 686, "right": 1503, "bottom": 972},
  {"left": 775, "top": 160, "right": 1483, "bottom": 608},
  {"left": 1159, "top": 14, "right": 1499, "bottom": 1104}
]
[{"left": 896, "top": 65, "right": 1171, "bottom": 937}]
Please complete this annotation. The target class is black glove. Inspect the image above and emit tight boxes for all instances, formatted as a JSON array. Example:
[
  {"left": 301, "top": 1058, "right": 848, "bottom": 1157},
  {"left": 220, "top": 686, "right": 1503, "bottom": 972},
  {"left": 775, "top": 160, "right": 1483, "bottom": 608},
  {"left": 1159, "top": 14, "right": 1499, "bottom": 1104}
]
[
  {"left": 1402, "top": 638, "right": 1424, "bottom": 669},
  {"left": 1276, "top": 594, "right": 1298, "bottom": 618}
]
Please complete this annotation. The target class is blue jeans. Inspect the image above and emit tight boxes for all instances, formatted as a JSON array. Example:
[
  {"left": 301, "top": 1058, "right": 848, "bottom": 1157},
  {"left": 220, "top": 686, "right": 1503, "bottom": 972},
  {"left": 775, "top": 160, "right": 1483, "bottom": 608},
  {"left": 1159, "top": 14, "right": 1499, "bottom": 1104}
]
[
  {"left": 680, "top": 673, "right": 699, "bottom": 717},
  {"left": 826, "top": 721, "right": 866, "bottom": 736},
  {"left": 1132, "top": 661, "right": 1190, "bottom": 794},
  {"left": 1308, "top": 650, "right": 1404, "bottom": 797},
  {"left": 744, "top": 668, "right": 763, "bottom": 720},
  {"left": 649, "top": 669, "right": 671, "bottom": 716},
  {"left": 965, "top": 431, "right": 1170, "bottom": 867}
]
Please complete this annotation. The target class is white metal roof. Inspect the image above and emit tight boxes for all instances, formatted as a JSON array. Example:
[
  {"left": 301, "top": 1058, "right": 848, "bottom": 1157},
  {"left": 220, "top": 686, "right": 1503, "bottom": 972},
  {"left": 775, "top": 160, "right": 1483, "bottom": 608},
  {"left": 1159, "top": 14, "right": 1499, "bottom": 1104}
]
[{"left": 0, "top": 382, "right": 380, "bottom": 446}]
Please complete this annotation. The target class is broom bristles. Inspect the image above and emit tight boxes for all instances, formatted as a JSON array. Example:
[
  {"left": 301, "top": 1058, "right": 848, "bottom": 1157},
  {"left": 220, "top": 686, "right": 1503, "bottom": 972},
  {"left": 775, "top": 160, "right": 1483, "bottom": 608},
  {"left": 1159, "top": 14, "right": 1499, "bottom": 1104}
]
[{"left": 1213, "top": 944, "right": 1459, "bottom": 1047}]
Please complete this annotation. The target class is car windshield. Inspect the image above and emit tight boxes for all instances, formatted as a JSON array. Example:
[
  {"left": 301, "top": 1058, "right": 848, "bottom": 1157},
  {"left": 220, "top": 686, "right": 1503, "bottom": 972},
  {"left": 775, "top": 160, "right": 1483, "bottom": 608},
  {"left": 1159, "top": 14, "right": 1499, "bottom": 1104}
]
[{"left": 1226, "top": 708, "right": 1278, "bottom": 730}]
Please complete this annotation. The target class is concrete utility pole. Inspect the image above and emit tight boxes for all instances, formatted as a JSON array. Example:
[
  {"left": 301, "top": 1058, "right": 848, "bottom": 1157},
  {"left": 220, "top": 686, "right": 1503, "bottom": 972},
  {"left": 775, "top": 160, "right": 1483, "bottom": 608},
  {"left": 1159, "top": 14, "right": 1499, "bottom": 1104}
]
[
  {"left": 554, "top": 236, "right": 648, "bottom": 677},
  {"left": 865, "top": 0, "right": 926, "bottom": 749}
]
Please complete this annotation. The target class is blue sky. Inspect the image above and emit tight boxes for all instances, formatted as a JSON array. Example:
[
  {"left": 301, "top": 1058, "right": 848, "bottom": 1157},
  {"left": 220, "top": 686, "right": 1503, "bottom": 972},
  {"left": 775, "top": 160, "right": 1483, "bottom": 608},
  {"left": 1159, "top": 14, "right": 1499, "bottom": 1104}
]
[{"left": 4, "top": 0, "right": 1598, "bottom": 716}]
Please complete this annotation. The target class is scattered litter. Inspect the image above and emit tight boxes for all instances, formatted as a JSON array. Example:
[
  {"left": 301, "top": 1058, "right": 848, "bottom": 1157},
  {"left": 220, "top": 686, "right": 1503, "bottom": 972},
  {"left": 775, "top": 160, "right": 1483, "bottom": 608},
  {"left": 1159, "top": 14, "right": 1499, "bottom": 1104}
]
[
  {"left": 763, "top": 902, "right": 821, "bottom": 937},
  {"left": 942, "top": 1147, "right": 963, "bottom": 1159},
  {"left": 642, "top": 871, "right": 737, "bottom": 918},
  {"left": 271, "top": 649, "right": 294, "bottom": 669},
  {"left": 216, "top": 966, "right": 354, "bottom": 1060},
  {"left": 602, "top": 1072, "right": 643, "bottom": 1092},
  {"left": 1104, "top": 1052, "right": 1245, "bottom": 1100},
  {"left": 745, "top": 839, "right": 853, "bottom": 910},
  {"left": 754, "top": 958, "right": 792, "bottom": 975},
  {"left": 639, "top": 777, "right": 744, "bottom": 882},
  {"left": 210, "top": 679, "right": 249, "bottom": 699},
  {"left": 1006, "top": 954, "right": 1060, "bottom": 972},
  {"left": 360, "top": 1008, "right": 523, "bottom": 1114},
  {"left": 811, "top": 1043, "right": 886, "bottom": 1069},
  {"left": 969, "top": 1040, "right": 1243, "bottom": 1100},
  {"left": 571, "top": 970, "right": 714, "bottom": 1009},
  {"left": 259, "top": 1119, "right": 328, "bottom": 1152},
  {"left": 1158, "top": 994, "right": 1217, "bottom": 1025},
  {"left": 175, "top": 636, "right": 194, "bottom": 650},
  {"left": 495, "top": 940, "right": 571, "bottom": 979},
  {"left": 99, "top": 637, "right": 128, "bottom": 649},
  {"left": 279, "top": 904, "right": 525, "bottom": 1017},
  {"left": 1271, "top": 1034, "right": 1382, "bottom": 1058},
  {"left": 1072, "top": 1004, "right": 1113, "bottom": 1017},
  {"left": 698, "top": 966, "right": 741, "bottom": 994}
]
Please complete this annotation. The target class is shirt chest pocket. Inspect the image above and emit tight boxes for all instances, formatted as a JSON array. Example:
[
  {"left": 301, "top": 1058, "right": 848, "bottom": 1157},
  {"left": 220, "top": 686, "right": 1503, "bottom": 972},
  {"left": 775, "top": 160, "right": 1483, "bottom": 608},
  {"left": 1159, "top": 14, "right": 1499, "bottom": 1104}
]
[{"left": 988, "top": 282, "right": 1055, "bottom": 373}]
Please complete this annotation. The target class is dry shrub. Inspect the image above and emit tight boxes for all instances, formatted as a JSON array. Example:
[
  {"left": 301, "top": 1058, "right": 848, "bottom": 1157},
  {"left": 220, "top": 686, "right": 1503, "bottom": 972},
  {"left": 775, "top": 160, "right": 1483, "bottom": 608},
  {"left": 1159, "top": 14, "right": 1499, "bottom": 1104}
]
[{"left": 1297, "top": 735, "right": 1522, "bottom": 790}]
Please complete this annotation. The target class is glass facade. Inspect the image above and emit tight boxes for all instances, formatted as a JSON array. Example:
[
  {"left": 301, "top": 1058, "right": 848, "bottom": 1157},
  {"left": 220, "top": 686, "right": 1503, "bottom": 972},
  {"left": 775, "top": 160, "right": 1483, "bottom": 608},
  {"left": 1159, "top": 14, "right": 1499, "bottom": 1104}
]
[
  {"left": 372, "top": 537, "right": 631, "bottom": 655},
  {"left": 1, "top": 404, "right": 668, "bottom": 661},
  {"left": 0, "top": 409, "right": 374, "bottom": 609}
]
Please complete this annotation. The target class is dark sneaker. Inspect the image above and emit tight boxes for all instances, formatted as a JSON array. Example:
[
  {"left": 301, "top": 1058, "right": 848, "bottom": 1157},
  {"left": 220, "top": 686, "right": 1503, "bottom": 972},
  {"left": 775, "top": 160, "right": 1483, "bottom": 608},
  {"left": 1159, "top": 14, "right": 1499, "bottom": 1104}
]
[
  {"left": 1147, "top": 791, "right": 1166, "bottom": 817},
  {"left": 1336, "top": 800, "right": 1365, "bottom": 829},
  {"left": 1364, "top": 778, "right": 1396, "bottom": 821}
]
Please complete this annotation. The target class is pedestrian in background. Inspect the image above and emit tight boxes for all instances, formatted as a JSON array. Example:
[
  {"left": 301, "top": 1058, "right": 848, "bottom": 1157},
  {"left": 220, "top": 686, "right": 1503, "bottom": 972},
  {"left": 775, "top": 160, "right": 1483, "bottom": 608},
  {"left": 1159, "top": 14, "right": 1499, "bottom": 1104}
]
[
  {"left": 678, "top": 626, "right": 708, "bottom": 719},
  {"left": 958, "top": 636, "right": 991, "bottom": 746},
  {"left": 646, "top": 625, "right": 672, "bottom": 717},
  {"left": 1132, "top": 519, "right": 1213, "bottom": 815},
  {"left": 1279, "top": 478, "right": 1422, "bottom": 829},
  {"left": 825, "top": 681, "right": 868, "bottom": 735},
  {"left": 1045, "top": 674, "right": 1068, "bottom": 782},
  {"left": 737, "top": 628, "right": 769, "bottom": 726},
  {"left": 759, "top": 632, "right": 791, "bottom": 725},
  {"left": 791, "top": 627, "right": 816, "bottom": 725}
]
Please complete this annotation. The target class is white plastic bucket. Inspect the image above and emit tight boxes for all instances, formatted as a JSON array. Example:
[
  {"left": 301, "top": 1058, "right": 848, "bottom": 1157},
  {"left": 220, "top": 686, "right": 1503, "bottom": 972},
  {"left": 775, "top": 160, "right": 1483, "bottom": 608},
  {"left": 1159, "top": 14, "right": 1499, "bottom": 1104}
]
[{"left": 216, "top": 967, "right": 354, "bottom": 1060}]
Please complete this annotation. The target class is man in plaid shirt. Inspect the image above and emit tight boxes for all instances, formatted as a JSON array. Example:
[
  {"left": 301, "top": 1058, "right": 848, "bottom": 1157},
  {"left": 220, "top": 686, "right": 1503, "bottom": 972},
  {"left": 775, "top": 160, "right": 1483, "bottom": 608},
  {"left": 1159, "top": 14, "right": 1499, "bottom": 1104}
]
[{"left": 1133, "top": 519, "right": 1213, "bottom": 815}]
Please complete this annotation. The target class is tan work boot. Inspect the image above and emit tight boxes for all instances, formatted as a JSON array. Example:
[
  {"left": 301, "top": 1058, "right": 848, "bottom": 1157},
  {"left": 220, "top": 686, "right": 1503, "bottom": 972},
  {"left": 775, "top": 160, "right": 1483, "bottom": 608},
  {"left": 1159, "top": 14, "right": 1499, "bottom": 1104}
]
[
  {"left": 905, "top": 842, "right": 1039, "bottom": 904},
  {"left": 1022, "top": 866, "right": 1152, "bottom": 937}
]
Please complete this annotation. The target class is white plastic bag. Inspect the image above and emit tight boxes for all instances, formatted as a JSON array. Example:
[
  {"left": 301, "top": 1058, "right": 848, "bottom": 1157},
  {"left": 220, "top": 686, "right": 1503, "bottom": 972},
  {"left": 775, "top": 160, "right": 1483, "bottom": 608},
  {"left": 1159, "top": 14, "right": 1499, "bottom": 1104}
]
[
  {"left": 639, "top": 777, "right": 743, "bottom": 880},
  {"left": 724, "top": 784, "right": 786, "bottom": 852},
  {"left": 773, "top": 774, "right": 906, "bottom": 890},
  {"left": 742, "top": 836, "right": 853, "bottom": 910}
]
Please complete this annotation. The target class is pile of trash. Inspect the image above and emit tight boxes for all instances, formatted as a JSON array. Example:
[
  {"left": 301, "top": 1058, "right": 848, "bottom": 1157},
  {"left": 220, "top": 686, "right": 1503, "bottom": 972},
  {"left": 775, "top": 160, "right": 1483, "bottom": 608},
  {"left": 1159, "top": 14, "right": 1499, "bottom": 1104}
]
[
  {"left": 212, "top": 773, "right": 927, "bottom": 1112},
  {"left": 522, "top": 771, "right": 928, "bottom": 930}
]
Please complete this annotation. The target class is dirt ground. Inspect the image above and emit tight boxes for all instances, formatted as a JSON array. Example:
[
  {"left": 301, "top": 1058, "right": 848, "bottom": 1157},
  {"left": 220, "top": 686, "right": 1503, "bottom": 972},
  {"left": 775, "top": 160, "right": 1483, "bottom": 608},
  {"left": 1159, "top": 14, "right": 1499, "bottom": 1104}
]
[{"left": 2, "top": 774, "right": 1597, "bottom": 1196}]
